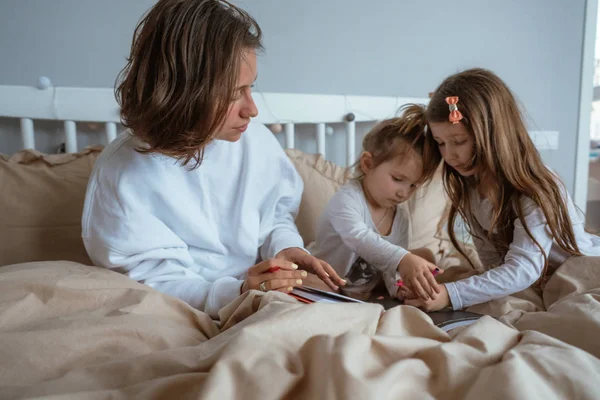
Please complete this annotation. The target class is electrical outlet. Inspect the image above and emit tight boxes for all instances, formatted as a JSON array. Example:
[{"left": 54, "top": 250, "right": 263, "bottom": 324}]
[{"left": 530, "top": 131, "right": 559, "bottom": 150}]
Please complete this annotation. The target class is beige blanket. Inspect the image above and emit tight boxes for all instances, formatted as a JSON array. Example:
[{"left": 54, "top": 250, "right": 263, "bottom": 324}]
[{"left": 0, "top": 258, "right": 599, "bottom": 399}]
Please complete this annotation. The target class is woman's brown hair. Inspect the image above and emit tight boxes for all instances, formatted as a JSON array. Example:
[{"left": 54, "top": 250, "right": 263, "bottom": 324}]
[
  {"left": 115, "top": 0, "right": 262, "bottom": 167},
  {"left": 425, "top": 68, "right": 584, "bottom": 277},
  {"left": 354, "top": 104, "right": 442, "bottom": 186}
]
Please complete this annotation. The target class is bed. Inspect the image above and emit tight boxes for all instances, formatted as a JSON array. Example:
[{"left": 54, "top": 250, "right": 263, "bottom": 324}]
[{"left": 0, "top": 84, "right": 599, "bottom": 399}]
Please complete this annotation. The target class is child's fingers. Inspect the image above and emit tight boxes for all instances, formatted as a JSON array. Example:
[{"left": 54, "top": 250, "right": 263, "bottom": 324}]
[
  {"left": 398, "top": 286, "right": 410, "bottom": 296},
  {"left": 427, "top": 265, "right": 443, "bottom": 274},
  {"left": 425, "top": 271, "right": 441, "bottom": 294},
  {"left": 411, "top": 278, "right": 430, "bottom": 301},
  {"left": 418, "top": 275, "right": 437, "bottom": 300},
  {"left": 397, "top": 286, "right": 417, "bottom": 300},
  {"left": 404, "top": 281, "right": 418, "bottom": 297}
]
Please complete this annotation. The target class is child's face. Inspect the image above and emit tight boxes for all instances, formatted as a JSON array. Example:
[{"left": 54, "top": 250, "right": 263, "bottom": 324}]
[
  {"left": 216, "top": 50, "right": 259, "bottom": 142},
  {"left": 429, "top": 121, "right": 475, "bottom": 177},
  {"left": 361, "top": 149, "right": 423, "bottom": 208}
]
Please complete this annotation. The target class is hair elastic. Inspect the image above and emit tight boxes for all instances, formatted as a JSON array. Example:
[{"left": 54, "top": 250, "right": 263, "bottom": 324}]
[{"left": 445, "top": 96, "right": 463, "bottom": 124}]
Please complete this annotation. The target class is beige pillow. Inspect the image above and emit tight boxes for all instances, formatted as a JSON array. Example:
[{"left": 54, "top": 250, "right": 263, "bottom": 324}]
[
  {"left": 286, "top": 149, "right": 449, "bottom": 256},
  {"left": 285, "top": 149, "right": 353, "bottom": 244},
  {"left": 0, "top": 147, "right": 102, "bottom": 266},
  {"left": 0, "top": 145, "right": 449, "bottom": 267}
]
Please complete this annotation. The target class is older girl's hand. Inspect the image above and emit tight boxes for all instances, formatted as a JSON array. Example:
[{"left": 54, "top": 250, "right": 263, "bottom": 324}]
[
  {"left": 241, "top": 258, "right": 307, "bottom": 294},
  {"left": 397, "top": 253, "right": 443, "bottom": 301},
  {"left": 404, "top": 284, "right": 451, "bottom": 312}
]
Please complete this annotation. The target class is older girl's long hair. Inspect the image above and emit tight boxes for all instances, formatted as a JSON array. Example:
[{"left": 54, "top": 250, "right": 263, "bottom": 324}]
[
  {"left": 425, "top": 68, "right": 583, "bottom": 277},
  {"left": 116, "top": 0, "right": 262, "bottom": 168}
]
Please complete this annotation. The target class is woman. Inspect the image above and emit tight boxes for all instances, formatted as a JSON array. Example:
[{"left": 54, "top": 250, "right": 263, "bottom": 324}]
[{"left": 82, "top": 0, "right": 345, "bottom": 318}]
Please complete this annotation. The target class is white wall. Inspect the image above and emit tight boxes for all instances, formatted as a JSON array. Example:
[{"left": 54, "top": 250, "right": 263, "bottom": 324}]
[{"left": 0, "top": 0, "right": 590, "bottom": 195}]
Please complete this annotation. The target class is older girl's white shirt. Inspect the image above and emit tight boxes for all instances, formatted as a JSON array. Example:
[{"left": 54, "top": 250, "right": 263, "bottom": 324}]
[
  {"left": 445, "top": 189, "right": 600, "bottom": 310},
  {"left": 81, "top": 122, "right": 305, "bottom": 318}
]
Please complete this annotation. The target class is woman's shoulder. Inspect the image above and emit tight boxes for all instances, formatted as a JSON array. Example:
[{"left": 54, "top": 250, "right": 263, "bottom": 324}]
[{"left": 92, "top": 131, "right": 177, "bottom": 185}]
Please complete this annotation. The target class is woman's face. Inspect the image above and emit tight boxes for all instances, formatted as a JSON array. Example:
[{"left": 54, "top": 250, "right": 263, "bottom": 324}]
[
  {"left": 216, "top": 50, "right": 259, "bottom": 142},
  {"left": 429, "top": 121, "right": 476, "bottom": 177}
]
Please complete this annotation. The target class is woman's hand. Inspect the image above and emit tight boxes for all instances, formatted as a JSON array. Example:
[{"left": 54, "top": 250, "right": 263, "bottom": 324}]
[
  {"left": 397, "top": 253, "right": 443, "bottom": 301},
  {"left": 404, "top": 284, "right": 451, "bottom": 312},
  {"left": 276, "top": 247, "right": 346, "bottom": 291},
  {"left": 241, "top": 258, "right": 307, "bottom": 294}
]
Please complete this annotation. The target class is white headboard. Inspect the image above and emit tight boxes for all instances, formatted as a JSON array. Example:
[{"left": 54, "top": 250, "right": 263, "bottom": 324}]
[{"left": 0, "top": 84, "right": 428, "bottom": 166}]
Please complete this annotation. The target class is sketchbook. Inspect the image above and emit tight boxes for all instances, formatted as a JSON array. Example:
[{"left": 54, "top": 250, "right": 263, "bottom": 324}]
[
  {"left": 368, "top": 296, "right": 484, "bottom": 332},
  {"left": 290, "top": 288, "right": 484, "bottom": 332},
  {"left": 427, "top": 309, "right": 485, "bottom": 332},
  {"left": 289, "top": 286, "right": 365, "bottom": 304}
]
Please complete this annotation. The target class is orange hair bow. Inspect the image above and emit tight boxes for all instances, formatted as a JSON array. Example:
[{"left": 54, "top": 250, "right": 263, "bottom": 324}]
[{"left": 445, "top": 96, "right": 463, "bottom": 124}]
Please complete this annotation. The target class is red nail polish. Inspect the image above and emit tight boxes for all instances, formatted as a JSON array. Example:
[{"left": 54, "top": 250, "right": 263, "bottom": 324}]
[{"left": 268, "top": 267, "right": 281, "bottom": 273}]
